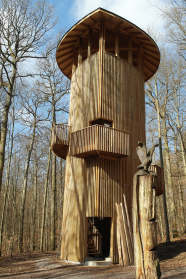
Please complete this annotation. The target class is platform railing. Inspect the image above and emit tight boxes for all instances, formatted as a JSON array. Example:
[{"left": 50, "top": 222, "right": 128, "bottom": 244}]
[
  {"left": 51, "top": 124, "right": 70, "bottom": 146},
  {"left": 70, "top": 125, "right": 130, "bottom": 158}
]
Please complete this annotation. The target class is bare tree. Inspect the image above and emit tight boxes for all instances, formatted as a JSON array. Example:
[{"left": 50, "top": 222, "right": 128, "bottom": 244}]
[
  {"left": 159, "top": 0, "right": 186, "bottom": 59},
  {"left": 0, "top": 103, "right": 15, "bottom": 255},
  {"left": 0, "top": 0, "right": 57, "bottom": 192},
  {"left": 36, "top": 42, "right": 70, "bottom": 251},
  {"left": 40, "top": 134, "right": 51, "bottom": 252},
  {"left": 146, "top": 47, "right": 179, "bottom": 240},
  {"left": 18, "top": 88, "right": 47, "bottom": 252}
]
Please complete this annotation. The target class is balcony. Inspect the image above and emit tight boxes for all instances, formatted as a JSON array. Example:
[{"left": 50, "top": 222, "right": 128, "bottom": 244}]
[
  {"left": 51, "top": 124, "right": 70, "bottom": 159},
  {"left": 70, "top": 125, "right": 130, "bottom": 159}
]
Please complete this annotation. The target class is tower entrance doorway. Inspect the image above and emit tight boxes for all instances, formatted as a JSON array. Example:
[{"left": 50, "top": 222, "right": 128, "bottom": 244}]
[{"left": 87, "top": 217, "right": 111, "bottom": 259}]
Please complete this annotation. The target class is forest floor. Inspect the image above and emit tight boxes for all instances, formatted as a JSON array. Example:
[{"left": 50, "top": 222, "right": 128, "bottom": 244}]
[{"left": 0, "top": 235, "right": 186, "bottom": 278}]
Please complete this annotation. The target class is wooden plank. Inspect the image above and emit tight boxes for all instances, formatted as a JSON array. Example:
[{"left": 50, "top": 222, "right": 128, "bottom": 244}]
[
  {"left": 123, "top": 194, "right": 133, "bottom": 251},
  {"left": 120, "top": 203, "right": 134, "bottom": 265},
  {"left": 115, "top": 27, "right": 119, "bottom": 57},
  {"left": 98, "top": 19, "right": 105, "bottom": 117},
  {"left": 88, "top": 28, "right": 92, "bottom": 58},
  {"left": 117, "top": 203, "right": 130, "bottom": 266},
  {"left": 116, "top": 210, "right": 124, "bottom": 265},
  {"left": 78, "top": 37, "right": 83, "bottom": 66},
  {"left": 138, "top": 45, "right": 142, "bottom": 73},
  {"left": 128, "top": 36, "right": 132, "bottom": 64}
]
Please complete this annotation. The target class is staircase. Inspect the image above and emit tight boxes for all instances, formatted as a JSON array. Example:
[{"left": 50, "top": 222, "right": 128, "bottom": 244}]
[{"left": 87, "top": 219, "right": 102, "bottom": 257}]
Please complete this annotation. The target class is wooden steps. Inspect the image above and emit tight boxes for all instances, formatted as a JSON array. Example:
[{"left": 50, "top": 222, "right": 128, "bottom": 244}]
[{"left": 87, "top": 219, "right": 102, "bottom": 257}]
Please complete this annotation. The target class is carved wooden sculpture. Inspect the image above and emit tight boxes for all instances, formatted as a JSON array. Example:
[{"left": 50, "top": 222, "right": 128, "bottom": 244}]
[{"left": 133, "top": 143, "right": 161, "bottom": 279}]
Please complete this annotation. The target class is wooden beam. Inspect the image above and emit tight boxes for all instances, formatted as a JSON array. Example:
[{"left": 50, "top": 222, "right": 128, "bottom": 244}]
[
  {"left": 138, "top": 45, "right": 142, "bottom": 73},
  {"left": 57, "top": 45, "right": 74, "bottom": 53},
  {"left": 72, "top": 48, "right": 77, "bottom": 75},
  {"left": 58, "top": 54, "right": 72, "bottom": 66},
  {"left": 60, "top": 40, "right": 77, "bottom": 46},
  {"left": 144, "top": 56, "right": 158, "bottom": 68},
  {"left": 90, "top": 16, "right": 96, "bottom": 23},
  {"left": 124, "top": 26, "right": 134, "bottom": 32},
  {"left": 143, "top": 62, "right": 154, "bottom": 74},
  {"left": 80, "top": 22, "right": 90, "bottom": 28},
  {"left": 128, "top": 36, "right": 132, "bottom": 65},
  {"left": 143, "top": 46, "right": 159, "bottom": 55},
  {"left": 57, "top": 49, "right": 73, "bottom": 60},
  {"left": 62, "top": 61, "right": 73, "bottom": 71},
  {"left": 99, "top": 20, "right": 105, "bottom": 53},
  {"left": 78, "top": 37, "right": 83, "bottom": 66},
  {"left": 98, "top": 19, "right": 105, "bottom": 118},
  {"left": 67, "top": 35, "right": 81, "bottom": 38},
  {"left": 115, "top": 27, "right": 119, "bottom": 57},
  {"left": 88, "top": 28, "right": 92, "bottom": 58},
  {"left": 143, "top": 51, "right": 160, "bottom": 62}
]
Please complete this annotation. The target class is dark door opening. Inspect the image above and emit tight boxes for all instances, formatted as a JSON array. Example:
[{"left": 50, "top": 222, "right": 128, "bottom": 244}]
[{"left": 88, "top": 217, "right": 111, "bottom": 258}]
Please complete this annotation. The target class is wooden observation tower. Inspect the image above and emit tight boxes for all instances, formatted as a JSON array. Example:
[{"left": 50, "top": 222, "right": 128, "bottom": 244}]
[{"left": 52, "top": 8, "right": 160, "bottom": 263}]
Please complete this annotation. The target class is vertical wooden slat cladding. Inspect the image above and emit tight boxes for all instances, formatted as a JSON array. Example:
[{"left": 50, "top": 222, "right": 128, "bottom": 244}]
[
  {"left": 69, "top": 125, "right": 129, "bottom": 158},
  {"left": 101, "top": 52, "right": 145, "bottom": 221},
  {"left": 61, "top": 50, "right": 145, "bottom": 264},
  {"left": 69, "top": 52, "right": 99, "bottom": 132}
]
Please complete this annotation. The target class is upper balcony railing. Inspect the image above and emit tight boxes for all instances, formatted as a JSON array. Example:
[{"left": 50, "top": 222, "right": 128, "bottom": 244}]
[
  {"left": 51, "top": 124, "right": 70, "bottom": 159},
  {"left": 70, "top": 125, "right": 130, "bottom": 159}
]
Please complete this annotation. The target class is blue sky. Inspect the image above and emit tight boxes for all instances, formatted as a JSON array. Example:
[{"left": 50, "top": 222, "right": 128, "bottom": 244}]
[{"left": 50, "top": 0, "right": 166, "bottom": 39}]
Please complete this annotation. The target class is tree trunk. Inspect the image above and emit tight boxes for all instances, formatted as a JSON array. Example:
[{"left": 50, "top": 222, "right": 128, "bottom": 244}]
[
  {"left": 51, "top": 94, "right": 56, "bottom": 251},
  {"left": 40, "top": 136, "right": 51, "bottom": 252},
  {"left": 31, "top": 161, "right": 38, "bottom": 251},
  {"left": 156, "top": 197, "right": 164, "bottom": 242},
  {"left": 176, "top": 110, "right": 186, "bottom": 177},
  {"left": 161, "top": 117, "right": 177, "bottom": 239},
  {"left": 0, "top": 106, "right": 15, "bottom": 256},
  {"left": 0, "top": 66, "right": 16, "bottom": 192},
  {"left": 174, "top": 137, "right": 185, "bottom": 235},
  {"left": 155, "top": 99, "right": 170, "bottom": 243},
  {"left": 51, "top": 152, "right": 56, "bottom": 250},
  {"left": 180, "top": 133, "right": 186, "bottom": 177},
  {"left": 18, "top": 112, "right": 37, "bottom": 253}
]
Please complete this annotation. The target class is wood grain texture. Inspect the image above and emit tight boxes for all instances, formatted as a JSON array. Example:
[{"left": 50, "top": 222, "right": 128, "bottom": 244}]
[
  {"left": 133, "top": 174, "right": 161, "bottom": 279},
  {"left": 60, "top": 50, "right": 145, "bottom": 263}
]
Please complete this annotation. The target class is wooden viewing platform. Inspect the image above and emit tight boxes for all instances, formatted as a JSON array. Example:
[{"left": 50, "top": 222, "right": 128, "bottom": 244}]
[
  {"left": 51, "top": 124, "right": 130, "bottom": 160},
  {"left": 51, "top": 124, "right": 70, "bottom": 159},
  {"left": 70, "top": 125, "right": 130, "bottom": 159}
]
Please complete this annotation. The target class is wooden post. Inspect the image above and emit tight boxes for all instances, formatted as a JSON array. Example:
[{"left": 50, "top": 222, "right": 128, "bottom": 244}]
[
  {"left": 138, "top": 45, "right": 143, "bottom": 75},
  {"left": 88, "top": 28, "right": 92, "bottom": 58},
  {"left": 128, "top": 36, "right": 132, "bottom": 65},
  {"left": 133, "top": 173, "right": 161, "bottom": 279},
  {"left": 98, "top": 19, "right": 105, "bottom": 118},
  {"left": 78, "top": 38, "right": 83, "bottom": 66},
  {"left": 116, "top": 203, "right": 130, "bottom": 266},
  {"left": 72, "top": 48, "right": 77, "bottom": 74},
  {"left": 115, "top": 27, "right": 119, "bottom": 57},
  {"left": 117, "top": 212, "right": 124, "bottom": 265}
]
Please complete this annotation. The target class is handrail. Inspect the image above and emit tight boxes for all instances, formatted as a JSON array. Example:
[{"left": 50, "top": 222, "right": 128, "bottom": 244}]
[
  {"left": 51, "top": 124, "right": 71, "bottom": 146},
  {"left": 70, "top": 125, "right": 130, "bottom": 157}
]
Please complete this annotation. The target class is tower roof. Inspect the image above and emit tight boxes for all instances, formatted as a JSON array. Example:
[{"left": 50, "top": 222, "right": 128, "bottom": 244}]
[{"left": 56, "top": 7, "right": 160, "bottom": 81}]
